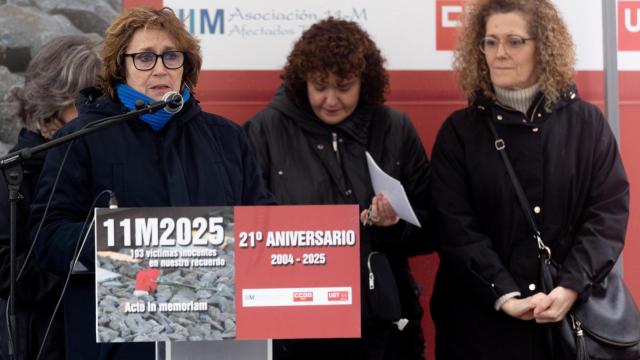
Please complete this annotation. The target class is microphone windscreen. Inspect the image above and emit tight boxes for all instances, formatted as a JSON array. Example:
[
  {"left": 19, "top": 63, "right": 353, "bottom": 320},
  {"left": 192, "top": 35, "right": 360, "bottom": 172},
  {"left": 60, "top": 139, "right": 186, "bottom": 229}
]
[{"left": 162, "top": 91, "right": 183, "bottom": 113}]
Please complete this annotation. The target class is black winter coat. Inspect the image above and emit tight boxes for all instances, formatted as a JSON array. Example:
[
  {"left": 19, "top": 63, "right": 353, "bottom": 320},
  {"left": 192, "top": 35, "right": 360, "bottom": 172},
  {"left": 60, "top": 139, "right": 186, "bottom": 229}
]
[
  {"left": 244, "top": 85, "right": 433, "bottom": 360},
  {"left": 0, "top": 129, "right": 65, "bottom": 360},
  {"left": 28, "top": 87, "right": 274, "bottom": 360},
  {"left": 430, "top": 87, "right": 629, "bottom": 360}
]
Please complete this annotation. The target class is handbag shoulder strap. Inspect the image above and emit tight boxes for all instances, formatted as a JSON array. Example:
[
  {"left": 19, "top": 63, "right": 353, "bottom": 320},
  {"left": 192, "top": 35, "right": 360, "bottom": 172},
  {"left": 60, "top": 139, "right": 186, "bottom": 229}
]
[{"left": 485, "top": 118, "right": 547, "bottom": 253}]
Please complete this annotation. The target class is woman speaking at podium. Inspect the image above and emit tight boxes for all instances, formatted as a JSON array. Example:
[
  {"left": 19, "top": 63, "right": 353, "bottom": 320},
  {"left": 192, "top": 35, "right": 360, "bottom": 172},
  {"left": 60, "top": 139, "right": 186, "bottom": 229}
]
[
  {"left": 29, "top": 7, "right": 273, "bottom": 359},
  {"left": 244, "top": 17, "right": 432, "bottom": 360}
]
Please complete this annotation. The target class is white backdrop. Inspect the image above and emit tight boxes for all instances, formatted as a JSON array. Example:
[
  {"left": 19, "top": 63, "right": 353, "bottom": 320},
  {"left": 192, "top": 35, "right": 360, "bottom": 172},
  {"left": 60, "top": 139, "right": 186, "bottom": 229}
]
[{"left": 163, "top": 0, "right": 640, "bottom": 71}]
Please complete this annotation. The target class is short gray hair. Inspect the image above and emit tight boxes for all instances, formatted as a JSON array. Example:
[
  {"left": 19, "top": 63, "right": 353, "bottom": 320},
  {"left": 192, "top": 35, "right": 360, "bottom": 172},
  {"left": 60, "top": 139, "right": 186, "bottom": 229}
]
[{"left": 9, "top": 35, "right": 102, "bottom": 132}]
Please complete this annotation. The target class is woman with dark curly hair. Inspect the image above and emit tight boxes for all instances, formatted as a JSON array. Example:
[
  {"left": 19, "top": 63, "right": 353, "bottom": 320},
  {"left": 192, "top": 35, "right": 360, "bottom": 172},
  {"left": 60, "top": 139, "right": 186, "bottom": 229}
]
[
  {"left": 244, "top": 17, "right": 432, "bottom": 360},
  {"left": 430, "top": 0, "right": 629, "bottom": 359}
]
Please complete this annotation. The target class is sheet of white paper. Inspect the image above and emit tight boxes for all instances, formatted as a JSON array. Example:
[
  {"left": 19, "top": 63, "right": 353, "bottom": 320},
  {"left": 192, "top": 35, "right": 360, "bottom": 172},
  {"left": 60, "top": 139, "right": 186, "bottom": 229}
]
[
  {"left": 365, "top": 151, "right": 421, "bottom": 228},
  {"left": 96, "top": 267, "right": 121, "bottom": 283}
]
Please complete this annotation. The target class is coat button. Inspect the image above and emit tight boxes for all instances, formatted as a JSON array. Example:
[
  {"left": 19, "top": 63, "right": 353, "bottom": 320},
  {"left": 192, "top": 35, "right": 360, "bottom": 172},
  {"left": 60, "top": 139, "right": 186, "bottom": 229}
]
[
  {"left": 533, "top": 206, "right": 541, "bottom": 214},
  {"left": 529, "top": 283, "right": 536, "bottom": 291},
  {"left": 345, "top": 189, "right": 353, "bottom": 196},
  {"left": 496, "top": 115, "right": 503, "bottom": 121},
  {"left": 532, "top": 127, "right": 539, "bottom": 133},
  {"left": 317, "top": 144, "right": 324, "bottom": 150},
  {"left": 277, "top": 170, "right": 284, "bottom": 176},
  {"left": 537, "top": 113, "right": 542, "bottom": 118}
]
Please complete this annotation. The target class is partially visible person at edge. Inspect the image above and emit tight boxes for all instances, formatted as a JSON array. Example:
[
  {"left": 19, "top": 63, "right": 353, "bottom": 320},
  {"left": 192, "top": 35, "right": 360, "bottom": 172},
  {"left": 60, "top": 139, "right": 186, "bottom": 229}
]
[
  {"left": 0, "top": 35, "right": 101, "bottom": 360},
  {"left": 429, "top": 0, "right": 629, "bottom": 359},
  {"left": 28, "top": 8, "right": 273, "bottom": 359},
  {"left": 244, "top": 17, "right": 433, "bottom": 360}
]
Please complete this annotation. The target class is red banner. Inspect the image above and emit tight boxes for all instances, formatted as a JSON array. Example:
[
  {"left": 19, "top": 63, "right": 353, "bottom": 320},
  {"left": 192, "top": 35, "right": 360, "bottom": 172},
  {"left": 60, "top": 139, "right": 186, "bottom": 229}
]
[
  {"left": 436, "top": 0, "right": 466, "bottom": 51},
  {"left": 234, "top": 205, "right": 361, "bottom": 340},
  {"left": 619, "top": 1, "right": 640, "bottom": 51}
]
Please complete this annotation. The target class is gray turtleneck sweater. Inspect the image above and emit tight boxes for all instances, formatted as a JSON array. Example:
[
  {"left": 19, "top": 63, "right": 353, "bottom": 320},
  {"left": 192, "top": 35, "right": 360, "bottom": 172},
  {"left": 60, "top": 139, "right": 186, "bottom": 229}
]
[{"left": 494, "top": 83, "right": 540, "bottom": 116}]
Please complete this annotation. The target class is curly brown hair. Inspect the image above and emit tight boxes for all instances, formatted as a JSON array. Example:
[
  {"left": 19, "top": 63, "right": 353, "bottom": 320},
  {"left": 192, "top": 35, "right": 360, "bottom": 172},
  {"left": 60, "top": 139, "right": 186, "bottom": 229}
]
[
  {"left": 99, "top": 7, "right": 202, "bottom": 99},
  {"left": 454, "top": 0, "right": 575, "bottom": 110},
  {"left": 282, "top": 17, "right": 388, "bottom": 109}
]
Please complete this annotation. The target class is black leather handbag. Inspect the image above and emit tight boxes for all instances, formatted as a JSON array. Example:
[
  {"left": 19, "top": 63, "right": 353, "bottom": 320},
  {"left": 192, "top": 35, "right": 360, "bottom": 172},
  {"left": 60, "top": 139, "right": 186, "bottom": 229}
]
[
  {"left": 487, "top": 118, "right": 640, "bottom": 360},
  {"left": 540, "top": 257, "right": 640, "bottom": 359}
]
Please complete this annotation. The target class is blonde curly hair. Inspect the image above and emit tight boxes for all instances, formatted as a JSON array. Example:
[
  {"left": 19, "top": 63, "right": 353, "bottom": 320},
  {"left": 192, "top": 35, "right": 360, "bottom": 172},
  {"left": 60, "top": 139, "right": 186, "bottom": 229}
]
[{"left": 454, "top": 0, "right": 575, "bottom": 110}]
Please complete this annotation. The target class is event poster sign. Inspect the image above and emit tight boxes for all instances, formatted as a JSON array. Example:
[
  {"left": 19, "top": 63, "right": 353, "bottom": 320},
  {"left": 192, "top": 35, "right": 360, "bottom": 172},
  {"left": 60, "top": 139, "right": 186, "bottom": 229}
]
[
  {"left": 235, "top": 205, "right": 360, "bottom": 339},
  {"left": 94, "top": 206, "right": 236, "bottom": 343},
  {"left": 94, "top": 205, "right": 359, "bottom": 343}
]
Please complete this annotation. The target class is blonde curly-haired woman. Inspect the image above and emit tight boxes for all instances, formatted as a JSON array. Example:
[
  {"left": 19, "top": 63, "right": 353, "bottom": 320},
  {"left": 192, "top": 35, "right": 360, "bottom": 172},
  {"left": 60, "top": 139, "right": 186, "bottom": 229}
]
[{"left": 430, "top": 0, "right": 629, "bottom": 359}]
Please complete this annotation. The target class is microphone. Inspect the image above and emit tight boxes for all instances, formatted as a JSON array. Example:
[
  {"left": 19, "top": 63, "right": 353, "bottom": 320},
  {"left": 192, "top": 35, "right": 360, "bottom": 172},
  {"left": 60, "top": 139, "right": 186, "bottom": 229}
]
[
  {"left": 108, "top": 191, "right": 118, "bottom": 209},
  {"left": 161, "top": 91, "right": 184, "bottom": 113}
]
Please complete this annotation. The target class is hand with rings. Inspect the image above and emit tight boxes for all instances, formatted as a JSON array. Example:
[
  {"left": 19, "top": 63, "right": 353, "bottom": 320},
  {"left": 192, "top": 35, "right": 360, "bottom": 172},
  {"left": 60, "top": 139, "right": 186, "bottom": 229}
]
[{"left": 360, "top": 193, "right": 400, "bottom": 227}]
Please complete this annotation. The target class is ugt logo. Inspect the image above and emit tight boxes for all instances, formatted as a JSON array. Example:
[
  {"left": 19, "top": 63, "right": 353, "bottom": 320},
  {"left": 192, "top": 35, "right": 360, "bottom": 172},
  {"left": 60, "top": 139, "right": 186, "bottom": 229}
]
[
  {"left": 619, "top": 1, "right": 640, "bottom": 51},
  {"left": 436, "top": 0, "right": 466, "bottom": 51},
  {"left": 328, "top": 291, "right": 349, "bottom": 301}
]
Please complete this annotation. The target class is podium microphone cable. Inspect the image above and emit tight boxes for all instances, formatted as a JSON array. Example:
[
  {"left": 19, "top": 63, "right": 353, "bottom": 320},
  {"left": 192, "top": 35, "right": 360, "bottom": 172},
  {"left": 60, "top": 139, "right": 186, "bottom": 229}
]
[
  {"left": 4, "top": 140, "right": 74, "bottom": 360},
  {"left": 5, "top": 105, "right": 151, "bottom": 359},
  {"left": 35, "top": 189, "right": 113, "bottom": 360}
]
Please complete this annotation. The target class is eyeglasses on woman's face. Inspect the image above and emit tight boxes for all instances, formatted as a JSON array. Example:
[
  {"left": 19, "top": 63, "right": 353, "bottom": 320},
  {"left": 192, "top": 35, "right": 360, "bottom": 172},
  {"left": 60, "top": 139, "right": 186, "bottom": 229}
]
[
  {"left": 123, "top": 51, "right": 185, "bottom": 71},
  {"left": 479, "top": 35, "right": 534, "bottom": 54}
]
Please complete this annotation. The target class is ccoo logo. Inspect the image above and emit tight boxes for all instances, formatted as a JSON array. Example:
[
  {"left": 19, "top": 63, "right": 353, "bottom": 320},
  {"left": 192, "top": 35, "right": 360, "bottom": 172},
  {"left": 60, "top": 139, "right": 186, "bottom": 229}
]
[
  {"left": 436, "top": 0, "right": 466, "bottom": 51},
  {"left": 619, "top": 1, "right": 640, "bottom": 51},
  {"left": 293, "top": 291, "right": 314, "bottom": 302}
]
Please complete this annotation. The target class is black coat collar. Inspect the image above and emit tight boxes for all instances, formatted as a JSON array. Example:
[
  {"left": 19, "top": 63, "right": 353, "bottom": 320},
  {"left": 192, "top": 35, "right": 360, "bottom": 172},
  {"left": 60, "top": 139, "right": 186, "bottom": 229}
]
[
  {"left": 473, "top": 84, "right": 579, "bottom": 114},
  {"left": 268, "top": 84, "right": 372, "bottom": 145}
]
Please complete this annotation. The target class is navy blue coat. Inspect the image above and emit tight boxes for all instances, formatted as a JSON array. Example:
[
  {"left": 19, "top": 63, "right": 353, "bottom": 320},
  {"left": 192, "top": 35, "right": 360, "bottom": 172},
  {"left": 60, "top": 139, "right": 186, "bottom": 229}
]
[
  {"left": 430, "top": 87, "right": 629, "bottom": 360},
  {"left": 29, "top": 87, "right": 273, "bottom": 359}
]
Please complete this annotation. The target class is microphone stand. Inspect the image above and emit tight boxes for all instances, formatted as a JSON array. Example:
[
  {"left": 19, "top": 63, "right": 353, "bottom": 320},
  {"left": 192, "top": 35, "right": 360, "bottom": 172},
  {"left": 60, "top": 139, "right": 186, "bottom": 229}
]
[{"left": 0, "top": 97, "right": 178, "bottom": 360}]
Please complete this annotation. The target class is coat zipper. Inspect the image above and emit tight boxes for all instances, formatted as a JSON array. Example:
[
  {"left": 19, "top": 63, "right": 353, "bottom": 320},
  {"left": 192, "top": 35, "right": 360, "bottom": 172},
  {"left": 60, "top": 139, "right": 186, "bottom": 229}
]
[
  {"left": 367, "top": 251, "right": 378, "bottom": 290},
  {"left": 571, "top": 314, "right": 640, "bottom": 346},
  {"left": 332, "top": 131, "right": 341, "bottom": 164}
]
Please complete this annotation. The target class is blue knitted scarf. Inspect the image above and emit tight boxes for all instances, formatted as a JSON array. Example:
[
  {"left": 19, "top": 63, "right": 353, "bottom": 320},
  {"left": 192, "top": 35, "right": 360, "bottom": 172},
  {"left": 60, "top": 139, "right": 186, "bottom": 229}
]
[{"left": 116, "top": 83, "right": 191, "bottom": 131}]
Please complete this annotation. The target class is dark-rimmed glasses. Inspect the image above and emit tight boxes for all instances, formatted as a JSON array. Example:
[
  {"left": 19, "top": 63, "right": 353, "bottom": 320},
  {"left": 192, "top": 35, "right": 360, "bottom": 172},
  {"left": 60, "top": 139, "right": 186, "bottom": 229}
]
[
  {"left": 123, "top": 51, "right": 186, "bottom": 71},
  {"left": 479, "top": 35, "right": 535, "bottom": 54}
]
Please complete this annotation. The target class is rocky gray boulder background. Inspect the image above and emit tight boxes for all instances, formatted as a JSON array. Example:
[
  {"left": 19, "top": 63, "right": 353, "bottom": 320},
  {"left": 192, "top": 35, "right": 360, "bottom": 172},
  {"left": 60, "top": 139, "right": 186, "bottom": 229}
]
[
  {"left": 32, "top": 0, "right": 119, "bottom": 35},
  {"left": 0, "top": 0, "right": 122, "bottom": 155}
]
